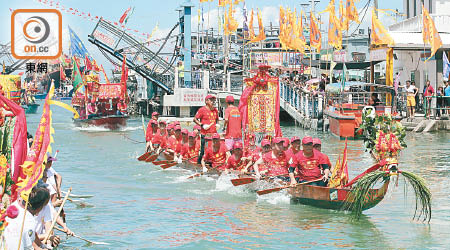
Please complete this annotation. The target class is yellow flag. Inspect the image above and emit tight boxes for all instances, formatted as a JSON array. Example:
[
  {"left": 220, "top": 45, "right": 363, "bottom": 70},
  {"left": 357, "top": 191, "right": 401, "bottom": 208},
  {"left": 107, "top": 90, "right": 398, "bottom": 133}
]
[
  {"left": 422, "top": 4, "right": 442, "bottom": 61},
  {"left": 310, "top": 12, "right": 321, "bottom": 52},
  {"left": 250, "top": 9, "right": 266, "bottom": 43},
  {"left": 386, "top": 48, "right": 393, "bottom": 105},
  {"left": 371, "top": 9, "right": 394, "bottom": 46},
  {"left": 224, "top": 3, "right": 238, "bottom": 35},
  {"left": 319, "top": 0, "right": 335, "bottom": 14},
  {"left": 248, "top": 9, "right": 255, "bottom": 40},
  {"left": 344, "top": 0, "right": 360, "bottom": 30},
  {"left": 328, "top": 10, "right": 343, "bottom": 50}
]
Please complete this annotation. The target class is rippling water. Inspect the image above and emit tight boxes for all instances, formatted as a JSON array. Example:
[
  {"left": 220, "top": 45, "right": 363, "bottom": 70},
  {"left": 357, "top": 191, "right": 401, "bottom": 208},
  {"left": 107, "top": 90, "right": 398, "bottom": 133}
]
[{"left": 25, "top": 102, "right": 450, "bottom": 249}]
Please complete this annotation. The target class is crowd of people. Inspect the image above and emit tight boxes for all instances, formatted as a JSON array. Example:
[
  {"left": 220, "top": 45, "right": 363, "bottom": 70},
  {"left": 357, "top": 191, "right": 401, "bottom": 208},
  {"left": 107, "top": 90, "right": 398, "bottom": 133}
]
[
  {"left": 145, "top": 95, "right": 333, "bottom": 187},
  {"left": 2, "top": 150, "right": 74, "bottom": 249}
]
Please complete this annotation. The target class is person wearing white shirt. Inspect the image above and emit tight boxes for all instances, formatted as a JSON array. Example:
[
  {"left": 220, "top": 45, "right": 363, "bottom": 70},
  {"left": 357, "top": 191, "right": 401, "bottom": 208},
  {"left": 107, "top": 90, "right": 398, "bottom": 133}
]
[
  {"left": 400, "top": 80, "right": 418, "bottom": 119},
  {"left": 2, "top": 187, "right": 50, "bottom": 250}
]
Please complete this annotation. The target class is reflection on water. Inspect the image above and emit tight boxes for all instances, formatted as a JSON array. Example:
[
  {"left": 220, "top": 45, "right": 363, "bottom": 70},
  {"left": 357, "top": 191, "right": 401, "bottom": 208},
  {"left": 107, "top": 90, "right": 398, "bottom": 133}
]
[{"left": 25, "top": 103, "right": 450, "bottom": 249}]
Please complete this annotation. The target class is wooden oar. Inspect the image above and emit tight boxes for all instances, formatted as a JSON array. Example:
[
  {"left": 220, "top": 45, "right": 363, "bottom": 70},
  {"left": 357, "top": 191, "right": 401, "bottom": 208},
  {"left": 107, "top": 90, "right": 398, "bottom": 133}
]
[
  {"left": 160, "top": 156, "right": 197, "bottom": 169},
  {"left": 62, "top": 191, "right": 93, "bottom": 199},
  {"left": 256, "top": 178, "right": 323, "bottom": 196},
  {"left": 187, "top": 163, "right": 225, "bottom": 179},
  {"left": 67, "top": 198, "right": 93, "bottom": 208},
  {"left": 44, "top": 188, "right": 71, "bottom": 243},
  {"left": 144, "top": 153, "right": 159, "bottom": 163},
  {"left": 231, "top": 174, "right": 289, "bottom": 186},
  {"left": 137, "top": 151, "right": 152, "bottom": 161},
  {"left": 54, "top": 227, "right": 109, "bottom": 245}
]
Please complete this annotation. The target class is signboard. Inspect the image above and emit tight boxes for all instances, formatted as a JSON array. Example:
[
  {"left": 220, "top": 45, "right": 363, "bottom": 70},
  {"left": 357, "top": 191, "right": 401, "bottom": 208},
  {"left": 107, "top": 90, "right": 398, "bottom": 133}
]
[
  {"left": 98, "top": 84, "right": 121, "bottom": 99},
  {"left": 251, "top": 52, "right": 302, "bottom": 68},
  {"left": 178, "top": 88, "right": 207, "bottom": 106},
  {"left": 93, "top": 30, "right": 117, "bottom": 48},
  {"left": 370, "top": 48, "right": 388, "bottom": 61},
  {"left": 333, "top": 51, "right": 347, "bottom": 62}
]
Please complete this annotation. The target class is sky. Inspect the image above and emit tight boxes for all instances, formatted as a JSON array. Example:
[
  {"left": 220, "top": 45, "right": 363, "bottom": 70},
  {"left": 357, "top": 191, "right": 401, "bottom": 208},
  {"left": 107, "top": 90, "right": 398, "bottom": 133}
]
[{"left": 0, "top": 0, "right": 403, "bottom": 73}]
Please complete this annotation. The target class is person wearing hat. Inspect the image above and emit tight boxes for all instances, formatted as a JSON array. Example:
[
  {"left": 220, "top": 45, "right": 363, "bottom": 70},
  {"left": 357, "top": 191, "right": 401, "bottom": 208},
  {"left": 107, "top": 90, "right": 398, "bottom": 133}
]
[
  {"left": 288, "top": 136, "right": 330, "bottom": 187},
  {"left": 194, "top": 94, "right": 219, "bottom": 164},
  {"left": 45, "top": 154, "right": 62, "bottom": 200},
  {"left": 167, "top": 125, "right": 183, "bottom": 161},
  {"left": 243, "top": 133, "right": 260, "bottom": 158},
  {"left": 253, "top": 137, "right": 290, "bottom": 180},
  {"left": 158, "top": 120, "right": 167, "bottom": 137},
  {"left": 180, "top": 132, "right": 200, "bottom": 164},
  {"left": 116, "top": 99, "right": 127, "bottom": 115},
  {"left": 181, "top": 129, "right": 189, "bottom": 145},
  {"left": 224, "top": 142, "right": 248, "bottom": 174},
  {"left": 223, "top": 95, "right": 242, "bottom": 151},
  {"left": 313, "top": 138, "right": 332, "bottom": 171},
  {"left": 242, "top": 139, "right": 272, "bottom": 174},
  {"left": 201, "top": 133, "right": 230, "bottom": 172},
  {"left": 151, "top": 111, "right": 159, "bottom": 121},
  {"left": 285, "top": 136, "right": 301, "bottom": 161},
  {"left": 152, "top": 125, "right": 168, "bottom": 154},
  {"left": 145, "top": 120, "right": 159, "bottom": 152}
]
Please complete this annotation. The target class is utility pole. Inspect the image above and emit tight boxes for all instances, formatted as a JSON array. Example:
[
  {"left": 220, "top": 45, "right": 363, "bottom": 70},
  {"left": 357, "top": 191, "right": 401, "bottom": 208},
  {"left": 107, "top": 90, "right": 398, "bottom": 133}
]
[{"left": 370, "top": 0, "right": 378, "bottom": 84}]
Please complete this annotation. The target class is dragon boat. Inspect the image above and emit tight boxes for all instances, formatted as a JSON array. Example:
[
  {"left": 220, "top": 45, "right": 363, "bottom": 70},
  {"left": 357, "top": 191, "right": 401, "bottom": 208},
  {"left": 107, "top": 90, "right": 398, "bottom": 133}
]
[{"left": 72, "top": 115, "right": 129, "bottom": 130}]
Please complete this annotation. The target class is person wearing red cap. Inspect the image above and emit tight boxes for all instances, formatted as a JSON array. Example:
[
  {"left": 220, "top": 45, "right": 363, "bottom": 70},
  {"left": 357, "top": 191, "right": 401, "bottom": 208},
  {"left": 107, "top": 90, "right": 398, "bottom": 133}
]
[
  {"left": 242, "top": 139, "right": 272, "bottom": 173},
  {"left": 285, "top": 136, "right": 301, "bottom": 161},
  {"left": 145, "top": 120, "right": 159, "bottom": 152},
  {"left": 151, "top": 111, "right": 159, "bottom": 121},
  {"left": 224, "top": 95, "right": 242, "bottom": 150},
  {"left": 224, "top": 142, "right": 249, "bottom": 174},
  {"left": 167, "top": 125, "right": 183, "bottom": 160},
  {"left": 180, "top": 132, "right": 200, "bottom": 164},
  {"left": 181, "top": 129, "right": 189, "bottom": 144},
  {"left": 201, "top": 133, "right": 230, "bottom": 172},
  {"left": 152, "top": 125, "right": 168, "bottom": 154},
  {"left": 288, "top": 136, "right": 330, "bottom": 187},
  {"left": 194, "top": 95, "right": 219, "bottom": 164},
  {"left": 313, "top": 138, "right": 332, "bottom": 171},
  {"left": 253, "top": 137, "right": 290, "bottom": 180}
]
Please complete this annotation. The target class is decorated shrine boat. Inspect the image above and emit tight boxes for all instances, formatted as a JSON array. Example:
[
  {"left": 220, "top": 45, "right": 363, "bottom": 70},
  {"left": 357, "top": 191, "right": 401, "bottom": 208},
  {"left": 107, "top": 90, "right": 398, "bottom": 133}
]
[
  {"left": 324, "top": 82, "right": 402, "bottom": 139},
  {"left": 72, "top": 115, "right": 129, "bottom": 130}
]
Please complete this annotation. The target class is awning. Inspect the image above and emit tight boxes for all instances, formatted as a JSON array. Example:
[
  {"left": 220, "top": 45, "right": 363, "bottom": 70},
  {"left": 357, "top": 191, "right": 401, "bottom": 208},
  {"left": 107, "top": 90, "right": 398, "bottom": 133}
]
[
  {"left": 319, "top": 61, "right": 382, "bottom": 70},
  {"left": 390, "top": 32, "right": 450, "bottom": 50}
]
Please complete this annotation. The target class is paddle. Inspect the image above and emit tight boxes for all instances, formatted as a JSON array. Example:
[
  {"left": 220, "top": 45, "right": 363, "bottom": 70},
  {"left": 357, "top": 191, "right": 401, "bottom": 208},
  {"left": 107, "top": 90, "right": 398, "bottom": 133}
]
[
  {"left": 44, "top": 188, "right": 71, "bottom": 243},
  {"left": 137, "top": 151, "right": 152, "bottom": 161},
  {"left": 187, "top": 162, "right": 225, "bottom": 179},
  {"left": 67, "top": 198, "right": 93, "bottom": 208},
  {"left": 231, "top": 174, "right": 290, "bottom": 186},
  {"left": 160, "top": 156, "right": 198, "bottom": 169},
  {"left": 61, "top": 191, "right": 93, "bottom": 199},
  {"left": 54, "top": 227, "right": 110, "bottom": 245},
  {"left": 144, "top": 153, "right": 159, "bottom": 163},
  {"left": 256, "top": 178, "right": 323, "bottom": 196}
]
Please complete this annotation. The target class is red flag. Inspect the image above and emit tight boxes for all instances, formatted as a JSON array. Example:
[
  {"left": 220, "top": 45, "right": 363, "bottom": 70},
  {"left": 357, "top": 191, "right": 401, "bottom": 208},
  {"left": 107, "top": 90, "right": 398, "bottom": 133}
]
[
  {"left": 120, "top": 56, "right": 128, "bottom": 100},
  {"left": 101, "top": 65, "right": 110, "bottom": 84},
  {"left": 84, "top": 55, "right": 92, "bottom": 71},
  {"left": 60, "top": 64, "right": 66, "bottom": 81},
  {"left": 119, "top": 7, "right": 131, "bottom": 24}
]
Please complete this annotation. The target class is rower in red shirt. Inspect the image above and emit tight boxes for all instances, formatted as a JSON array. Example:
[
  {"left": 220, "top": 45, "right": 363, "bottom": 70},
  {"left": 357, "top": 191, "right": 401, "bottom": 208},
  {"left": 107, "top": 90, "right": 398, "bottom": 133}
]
[
  {"left": 167, "top": 125, "right": 183, "bottom": 160},
  {"left": 145, "top": 120, "right": 159, "bottom": 152},
  {"left": 201, "top": 133, "right": 230, "bottom": 172},
  {"left": 181, "top": 129, "right": 189, "bottom": 144},
  {"left": 151, "top": 111, "right": 159, "bottom": 121},
  {"left": 194, "top": 95, "right": 219, "bottom": 164},
  {"left": 181, "top": 132, "right": 200, "bottom": 164},
  {"left": 244, "top": 134, "right": 261, "bottom": 158},
  {"left": 152, "top": 128, "right": 167, "bottom": 154},
  {"left": 224, "top": 142, "right": 249, "bottom": 174},
  {"left": 285, "top": 136, "right": 301, "bottom": 161},
  {"left": 289, "top": 136, "right": 330, "bottom": 187},
  {"left": 313, "top": 138, "right": 332, "bottom": 171},
  {"left": 223, "top": 95, "right": 242, "bottom": 150},
  {"left": 253, "top": 137, "right": 290, "bottom": 181}
]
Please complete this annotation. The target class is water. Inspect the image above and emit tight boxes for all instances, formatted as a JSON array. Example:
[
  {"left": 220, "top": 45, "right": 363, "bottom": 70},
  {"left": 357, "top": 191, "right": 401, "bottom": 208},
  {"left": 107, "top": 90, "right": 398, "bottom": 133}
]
[{"left": 26, "top": 102, "right": 450, "bottom": 249}]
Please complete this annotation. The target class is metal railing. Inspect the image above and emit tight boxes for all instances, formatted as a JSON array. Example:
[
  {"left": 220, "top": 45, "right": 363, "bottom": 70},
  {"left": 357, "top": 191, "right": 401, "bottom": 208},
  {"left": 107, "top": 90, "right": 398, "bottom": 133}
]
[
  {"left": 280, "top": 81, "right": 326, "bottom": 119},
  {"left": 209, "top": 73, "right": 225, "bottom": 91},
  {"left": 177, "top": 71, "right": 204, "bottom": 89},
  {"left": 230, "top": 74, "right": 243, "bottom": 93}
]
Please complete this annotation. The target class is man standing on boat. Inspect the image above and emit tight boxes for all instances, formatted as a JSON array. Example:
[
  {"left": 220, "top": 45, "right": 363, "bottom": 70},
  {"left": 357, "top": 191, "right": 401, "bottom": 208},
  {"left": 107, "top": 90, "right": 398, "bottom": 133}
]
[
  {"left": 201, "top": 133, "right": 229, "bottom": 172},
  {"left": 223, "top": 95, "right": 242, "bottom": 150},
  {"left": 194, "top": 95, "right": 219, "bottom": 164},
  {"left": 289, "top": 136, "right": 330, "bottom": 187},
  {"left": 152, "top": 111, "right": 159, "bottom": 121}
]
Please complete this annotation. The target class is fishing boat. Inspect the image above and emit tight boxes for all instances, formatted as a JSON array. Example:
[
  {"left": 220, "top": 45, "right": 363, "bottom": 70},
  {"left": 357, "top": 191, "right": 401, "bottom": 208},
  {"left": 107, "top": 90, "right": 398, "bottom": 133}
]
[{"left": 324, "top": 82, "right": 402, "bottom": 139}]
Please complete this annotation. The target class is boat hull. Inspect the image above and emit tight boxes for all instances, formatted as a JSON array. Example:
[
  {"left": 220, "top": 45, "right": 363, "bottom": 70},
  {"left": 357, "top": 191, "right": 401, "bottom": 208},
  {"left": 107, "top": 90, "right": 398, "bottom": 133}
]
[
  {"left": 288, "top": 180, "right": 389, "bottom": 211},
  {"left": 73, "top": 115, "right": 129, "bottom": 130}
]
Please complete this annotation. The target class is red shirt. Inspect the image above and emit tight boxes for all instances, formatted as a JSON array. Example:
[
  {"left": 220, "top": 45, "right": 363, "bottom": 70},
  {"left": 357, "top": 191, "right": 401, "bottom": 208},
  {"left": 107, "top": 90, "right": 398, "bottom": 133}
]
[
  {"left": 167, "top": 136, "right": 182, "bottom": 153},
  {"left": 145, "top": 126, "right": 157, "bottom": 142},
  {"left": 117, "top": 102, "right": 127, "bottom": 112},
  {"left": 203, "top": 144, "right": 228, "bottom": 169},
  {"left": 424, "top": 85, "right": 435, "bottom": 97},
  {"left": 290, "top": 149, "right": 325, "bottom": 181},
  {"left": 195, "top": 106, "right": 218, "bottom": 135},
  {"left": 226, "top": 155, "right": 247, "bottom": 171},
  {"left": 285, "top": 148, "right": 299, "bottom": 162},
  {"left": 244, "top": 146, "right": 261, "bottom": 162},
  {"left": 224, "top": 106, "right": 242, "bottom": 139},
  {"left": 152, "top": 132, "right": 167, "bottom": 148},
  {"left": 262, "top": 151, "right": 290, "bottom": 176},
  {"left": 320, "top": 152, "right": 332, "bottom": 168},
  {"left": 181, "top": 144, "right": 199, "bottom": 163}
]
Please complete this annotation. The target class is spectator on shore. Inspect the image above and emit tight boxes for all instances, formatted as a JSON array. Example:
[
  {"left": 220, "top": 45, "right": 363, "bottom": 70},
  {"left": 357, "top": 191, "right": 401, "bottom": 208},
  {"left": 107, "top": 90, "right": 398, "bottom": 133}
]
[
  {"left": 424, "top": 80, "right": 435, "bottom": 119},
  {"left": 444, "top": 81, "right": 450, "bottom": 115},
  {"left": 436, "top": 86, "right": 445, "bottom": 118}
]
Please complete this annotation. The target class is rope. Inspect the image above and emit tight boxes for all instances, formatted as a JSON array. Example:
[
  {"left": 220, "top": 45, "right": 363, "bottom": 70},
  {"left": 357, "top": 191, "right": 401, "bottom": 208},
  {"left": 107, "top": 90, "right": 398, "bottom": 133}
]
[{"left": 122, "top": 134, "right": 146, "bottom": 144}]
